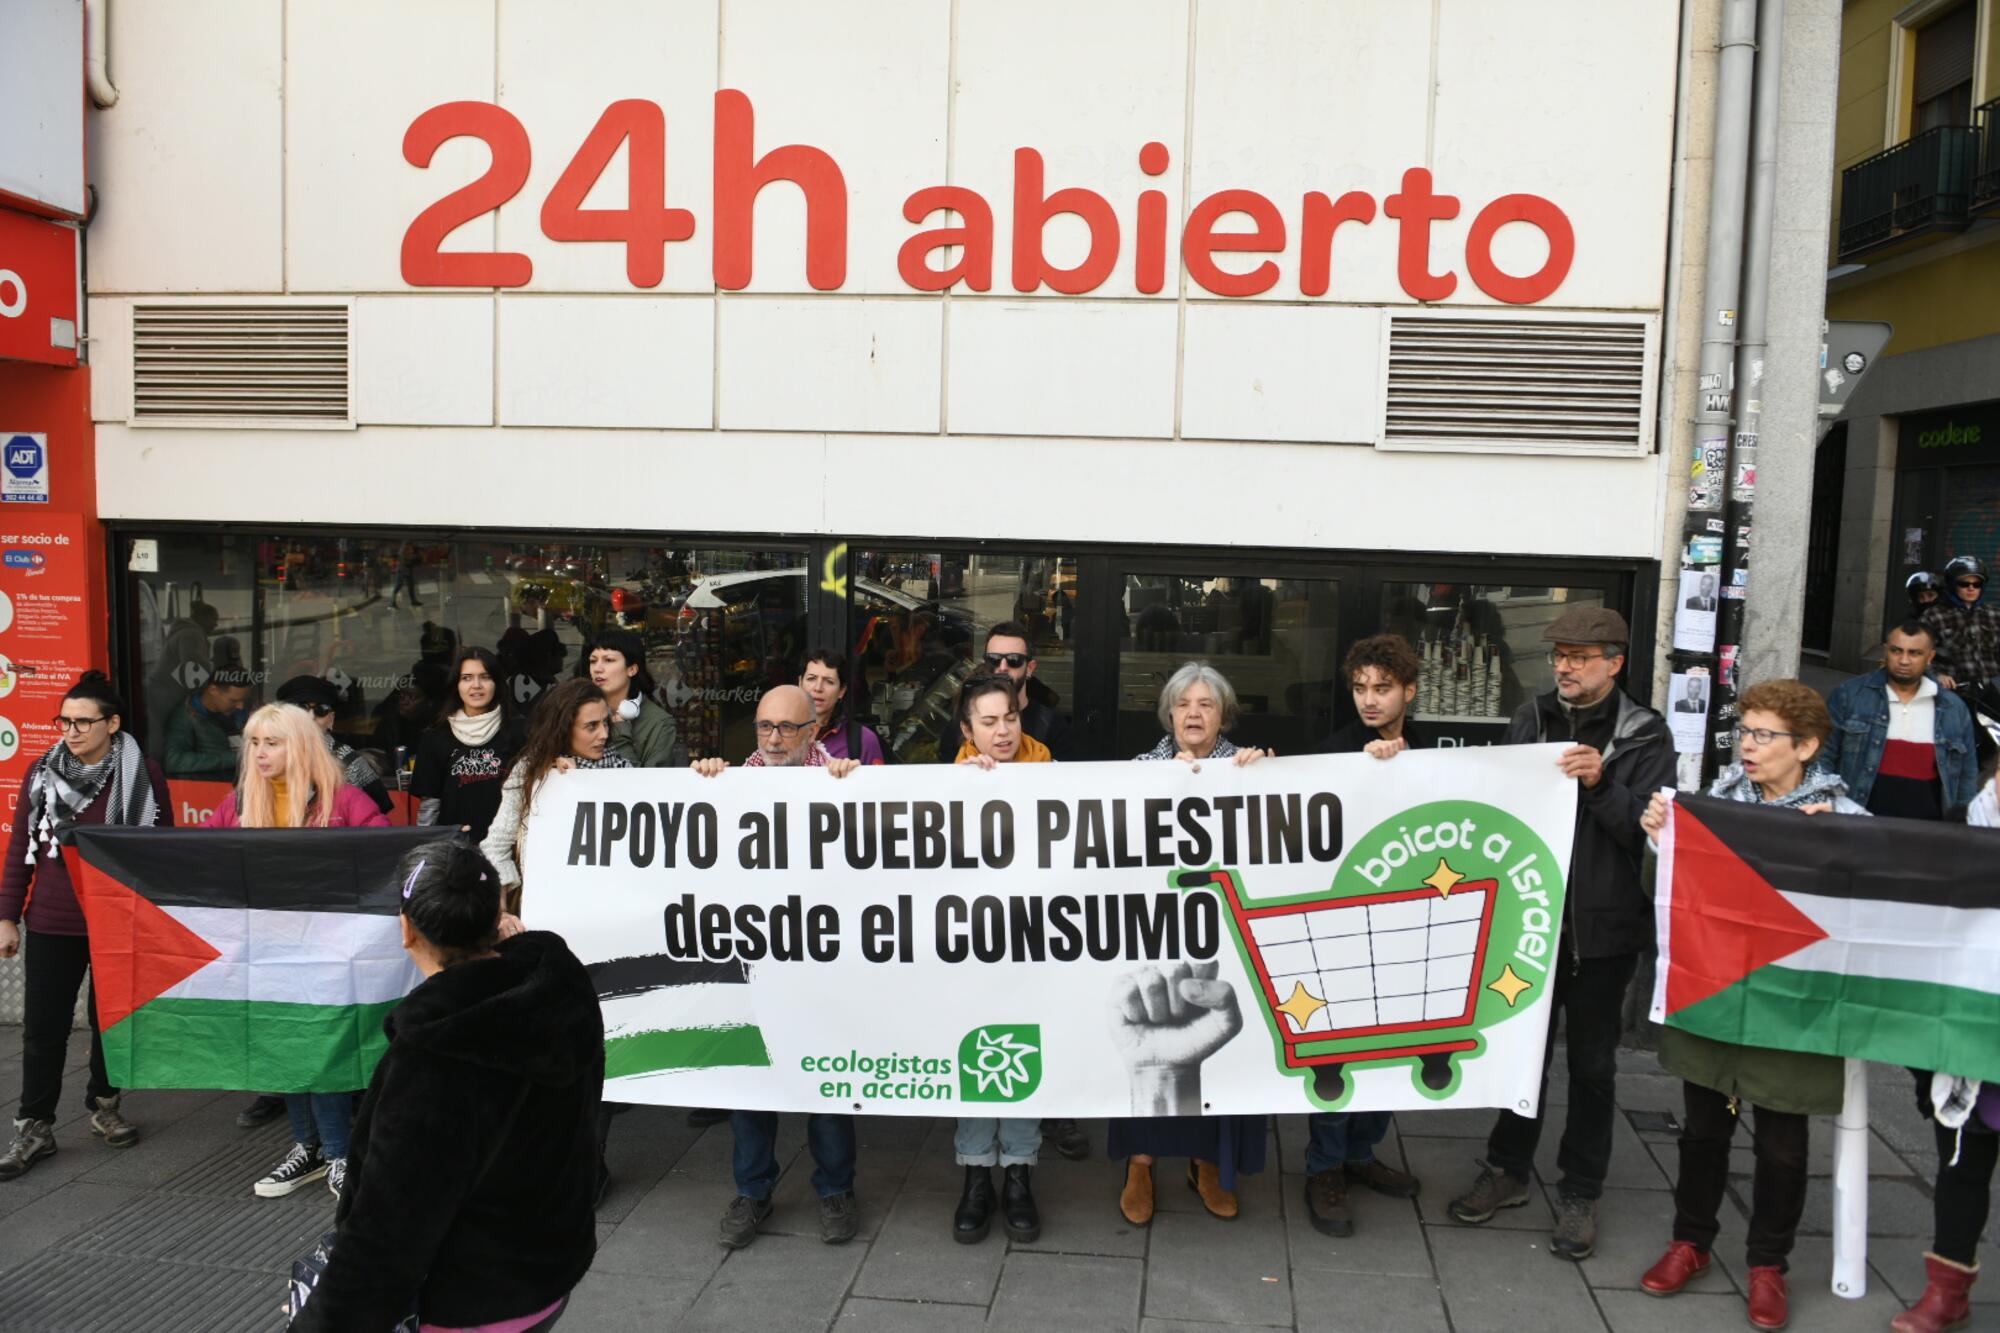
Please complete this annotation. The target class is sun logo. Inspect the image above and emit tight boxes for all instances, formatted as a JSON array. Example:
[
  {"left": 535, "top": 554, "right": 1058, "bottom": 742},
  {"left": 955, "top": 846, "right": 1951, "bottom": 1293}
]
[{"left": 957, "top": 1024, "right": 1043, "bottom": 1102}]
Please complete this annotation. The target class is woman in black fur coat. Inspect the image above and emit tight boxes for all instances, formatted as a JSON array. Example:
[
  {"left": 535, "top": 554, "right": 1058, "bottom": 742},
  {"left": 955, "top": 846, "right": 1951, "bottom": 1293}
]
[{"left": 292, "top": 840, "right": 604, "bottom": 1332}]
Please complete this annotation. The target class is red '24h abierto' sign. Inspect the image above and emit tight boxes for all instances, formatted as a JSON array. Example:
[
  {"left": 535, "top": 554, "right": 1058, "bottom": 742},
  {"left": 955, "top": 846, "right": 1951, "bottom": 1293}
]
[{"left": 400, "top": 91, "right": 1574, "bottom": 305}]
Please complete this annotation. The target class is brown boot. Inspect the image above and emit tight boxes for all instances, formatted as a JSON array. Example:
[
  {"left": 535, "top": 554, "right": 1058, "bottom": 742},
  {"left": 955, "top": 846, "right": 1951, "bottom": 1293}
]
[
  {"left": 1889, "top": 1252, "right": 1978, "bottom": 1333},
  {"left": 1186, "top": 1159, "right": 1239, "bottom": 1219},
  {"left": 1119, "top": 1159, "right": 1154, "bottom": 1225}
]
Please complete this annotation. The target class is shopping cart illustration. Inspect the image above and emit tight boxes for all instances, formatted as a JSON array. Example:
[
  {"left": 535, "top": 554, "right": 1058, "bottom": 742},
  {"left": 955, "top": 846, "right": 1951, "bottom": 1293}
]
[{"left": 1178, "top": 865, "right": 1500, "bottom": 1102}]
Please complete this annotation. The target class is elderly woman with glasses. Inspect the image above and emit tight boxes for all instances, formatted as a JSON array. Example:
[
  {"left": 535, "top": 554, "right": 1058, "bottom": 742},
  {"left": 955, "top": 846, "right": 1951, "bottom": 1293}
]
[{"left": 1109, "top": 660, "right": 1269, "bottom": 1227}]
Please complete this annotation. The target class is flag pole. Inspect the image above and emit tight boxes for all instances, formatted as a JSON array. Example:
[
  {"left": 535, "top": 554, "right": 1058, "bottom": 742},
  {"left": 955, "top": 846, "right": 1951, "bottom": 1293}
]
[{"left": 1830, "top": 1057, "right": 1869, "bottom": 1298}]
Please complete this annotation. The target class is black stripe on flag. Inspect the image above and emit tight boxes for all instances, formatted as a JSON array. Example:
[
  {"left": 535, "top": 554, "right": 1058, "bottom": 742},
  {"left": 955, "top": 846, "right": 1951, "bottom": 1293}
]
[
  {"left": 1680, "top": 793, "right": 1994, "bottom": 910},
  {"left": 73, "top": 826, "right": 467, "bottom": 916},
  {"left": 588, "top": 953, "right": 748, "bottom": 998}
]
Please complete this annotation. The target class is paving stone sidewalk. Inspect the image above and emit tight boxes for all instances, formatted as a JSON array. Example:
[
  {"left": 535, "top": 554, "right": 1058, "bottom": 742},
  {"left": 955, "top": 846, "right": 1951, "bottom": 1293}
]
[{"left": 0, "top": 1030, "right": 1989, "bottom": 1331}]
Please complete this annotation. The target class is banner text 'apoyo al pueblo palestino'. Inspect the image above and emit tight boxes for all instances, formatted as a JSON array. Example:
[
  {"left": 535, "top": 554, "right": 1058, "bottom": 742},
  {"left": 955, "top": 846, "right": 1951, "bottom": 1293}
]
[{"left": 523, "top": 747, "right": 1577, "bottom": 1119}]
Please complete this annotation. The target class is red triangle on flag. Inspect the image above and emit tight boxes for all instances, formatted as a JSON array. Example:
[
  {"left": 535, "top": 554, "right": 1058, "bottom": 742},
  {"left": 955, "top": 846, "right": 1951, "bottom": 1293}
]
[
  {"left": 64, "top": 847, "right": 221, "bottom": 1029},
  {"left": 1665, "top": 803, "right": 1831, "bottom": 1015}
]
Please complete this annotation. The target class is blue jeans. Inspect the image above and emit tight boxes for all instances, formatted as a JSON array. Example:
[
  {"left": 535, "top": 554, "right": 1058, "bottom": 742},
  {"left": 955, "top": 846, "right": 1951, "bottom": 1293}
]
[
  {"left": 1305, "top": 1111, "right": 1391, "bottom": 1176},
  {"left": 285, "top": 1091, "right": 355, "bottom": 1160},
  {"left": 954, "top": 1117, "right": 1041, "bottom": 1167},
  {"left": 731, "top": 1111, "right": 855, "bottom": 1201}
]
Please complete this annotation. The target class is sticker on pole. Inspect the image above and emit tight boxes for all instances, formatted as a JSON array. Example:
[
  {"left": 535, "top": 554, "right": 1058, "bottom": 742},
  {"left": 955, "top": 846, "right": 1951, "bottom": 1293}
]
[{"left": 2, "top": 434, "right": 49, "bottom": 504}]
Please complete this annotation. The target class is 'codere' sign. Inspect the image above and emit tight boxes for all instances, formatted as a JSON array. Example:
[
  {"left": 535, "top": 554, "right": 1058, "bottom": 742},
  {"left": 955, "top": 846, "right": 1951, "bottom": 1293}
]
[
  {"left": 401, "top": 94, "right": 1574, "bottom": 303},
  {"left": 522, "top": 748, "right": 1577, "bottom": 1116}
]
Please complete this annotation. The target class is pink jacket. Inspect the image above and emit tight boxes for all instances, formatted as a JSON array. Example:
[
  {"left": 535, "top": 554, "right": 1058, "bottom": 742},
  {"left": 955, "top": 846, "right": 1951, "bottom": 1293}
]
[{"left": 203, "top": 784, "right": 390, "bottom": 829}]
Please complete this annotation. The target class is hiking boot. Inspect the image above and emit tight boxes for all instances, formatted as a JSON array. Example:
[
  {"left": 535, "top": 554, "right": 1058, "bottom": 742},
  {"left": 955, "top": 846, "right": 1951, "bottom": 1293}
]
[
  {"left": 1001, "top": 1164, "right": 1040, "bottom": 1243},
  {"left": 718, "top": 1194, "right": 772, "bottom": 1249},
  {"left": 1345, "top": 1158, "right": 1419, "bottom": 1199},
  {"left": 1550, "top": 1194, "right": 1599, "bottom": 1260},
  {"left": 954, "top": 1166, "right": 995, "bottom": 1244},
  {"left": 1641, "top": 1240, "right": 1713, "bottom": 1295},
  {"left": 819, "top": 1191, "right": 858, "bottom": 1244},
  {"left": 1044, "top": 1117, "right": 1090, "bottom": 1161},
  {"left": 326, "top": 1157, "right": 348, "bottom": 1200},
  {"left": 236, "top": 1094, "right": 285, "bottom": 1130},
  {"left": 254, "top": 1142, "right": 328, "bottom": 1198},
  {"left": 89, "top": 1094, "right": 140, "bottom": 1149},
  {"left": 0, "top": 1118, "right": 56, "bottom": 1181},
  {"left": 1304, "top": 1168, "right": 1353, "bottom": 1237},
  {"left": 1447, "top": 1161, "right": 1531, "bottom": 1223},
  {"left": 1746, "top": 1265, "right": 1788, "bottom": 1330}
]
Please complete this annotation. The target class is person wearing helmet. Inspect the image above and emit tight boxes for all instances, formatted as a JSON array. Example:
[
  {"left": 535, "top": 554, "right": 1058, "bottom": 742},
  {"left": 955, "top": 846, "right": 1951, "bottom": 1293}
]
[
  {"left": 1921, "top": 556, "right": 2000, "bottom": 692},
  {"left": 1906, "top": 571, "right": 1944, "bottom": 616}
]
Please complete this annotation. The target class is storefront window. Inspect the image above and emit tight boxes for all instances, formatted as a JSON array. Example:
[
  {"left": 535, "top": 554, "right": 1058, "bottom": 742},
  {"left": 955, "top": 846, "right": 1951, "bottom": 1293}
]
[
  {"left": 120, "top": 533, "right": 806, "bottom": 811},
  {"left": 1117, "top": 573, "right": 1341, "bottom": 756},
  {"left": 1377, "top": 581, "right": 1606, "bottom": 724},
  {"left": 845, "top": 550, "right": 1080, "bottom": 763}
]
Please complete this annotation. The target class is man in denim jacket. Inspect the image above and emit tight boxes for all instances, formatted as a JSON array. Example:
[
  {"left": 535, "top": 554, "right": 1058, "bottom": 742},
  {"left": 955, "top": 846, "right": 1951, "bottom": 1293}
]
[{"left": 1824, "top": 620, "right": 1979, "bottom": 819}]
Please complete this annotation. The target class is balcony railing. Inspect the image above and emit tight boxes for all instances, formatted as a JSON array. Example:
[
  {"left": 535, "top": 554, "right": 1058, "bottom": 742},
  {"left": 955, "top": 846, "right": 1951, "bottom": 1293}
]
[
  {"left": 1837, "top": 124, "right": 1980, "bottom": 259},
  {"left": 1976, "top": 96, "right": 2000, "bottom": 215}
]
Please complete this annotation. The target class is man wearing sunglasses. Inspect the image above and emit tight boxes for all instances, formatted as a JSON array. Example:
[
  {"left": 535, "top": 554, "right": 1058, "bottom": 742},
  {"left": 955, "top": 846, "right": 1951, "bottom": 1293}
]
[
  {"left": 966, "top": 622, "right": 1074, "bottom": 762},
  {"left": 1921, "top": 555, "right": 2000, "bottom": 695},
  {"left": 1448, "top": 606, "right": 1674, "bottom": 1265},
  {"left": 276, "top": 675, "right": 394, "bottom": 815}
]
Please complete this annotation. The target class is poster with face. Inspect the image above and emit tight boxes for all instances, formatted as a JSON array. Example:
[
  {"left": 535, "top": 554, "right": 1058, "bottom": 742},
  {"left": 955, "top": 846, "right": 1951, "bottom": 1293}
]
[
  {"left": 1671, "top": 568, "right": 1721, "bottom": 653},
  {"left": 1668, "top": 668, "right": 1711, "bottom": 754}
]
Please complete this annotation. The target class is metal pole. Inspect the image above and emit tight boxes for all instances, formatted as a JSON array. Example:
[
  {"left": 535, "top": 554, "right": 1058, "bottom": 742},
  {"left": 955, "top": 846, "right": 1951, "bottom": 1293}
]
[
  {"left": 1669, "top": 0, "right": 1760, "bottom": 791},
  {"left": 1831, "top": 1058, "right": 1871, "bottom": 1299},
  {"left": 1705, "top": 0, "right": 1785, "bottom": 783}
]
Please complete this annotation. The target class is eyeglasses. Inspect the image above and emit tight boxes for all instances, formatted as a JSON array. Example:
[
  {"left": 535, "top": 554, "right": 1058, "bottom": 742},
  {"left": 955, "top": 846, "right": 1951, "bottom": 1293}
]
[
  {"left": 1734, "top": 725, "right": 1803, "bottom": 746},
  {"left": 983, "top": 652, "right": 1030, "bottom": 669},
  {"left": 51, "top": 716, "right": 108, "bottom": 733},
  {"left": 753, "top": 719, "right": 815, "bottom": 738},
  {"left": 1546, "top": 650, "right": 1609, "bottom": 668}
]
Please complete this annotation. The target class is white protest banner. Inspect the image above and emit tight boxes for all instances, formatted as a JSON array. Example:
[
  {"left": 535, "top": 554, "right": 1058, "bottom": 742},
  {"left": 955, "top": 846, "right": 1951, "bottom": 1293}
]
[{"left": 522, "top": 746, "right": 1577, "bottom": 1119}]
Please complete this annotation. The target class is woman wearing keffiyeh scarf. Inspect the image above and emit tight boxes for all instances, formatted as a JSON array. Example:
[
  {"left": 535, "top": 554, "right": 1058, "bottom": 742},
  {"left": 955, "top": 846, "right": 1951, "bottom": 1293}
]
[{"left": 0, "top": 673, "right": 171, "bottom": 1183}]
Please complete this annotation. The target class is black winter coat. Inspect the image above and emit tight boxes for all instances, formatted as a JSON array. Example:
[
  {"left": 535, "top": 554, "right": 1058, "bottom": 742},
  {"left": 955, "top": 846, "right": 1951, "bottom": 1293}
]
[
  {"left": 1505, "top": 689, "right": 1674, "bottom": 959},
  {"left": 292, "top": 931, "right": 605, "bottom": 1331}
]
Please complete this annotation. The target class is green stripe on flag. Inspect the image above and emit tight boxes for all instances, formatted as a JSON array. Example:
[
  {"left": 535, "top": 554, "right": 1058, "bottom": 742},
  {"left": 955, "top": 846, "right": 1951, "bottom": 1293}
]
[
  {"left": 604, "top": 1024, "right": 771, "bottom": 1079},
  {"left": 1673, "top": 964, "right": 2000, "bottom": 1083},
  {"left": 102, "top": 997, "right": 402, "bottom": 1094}
]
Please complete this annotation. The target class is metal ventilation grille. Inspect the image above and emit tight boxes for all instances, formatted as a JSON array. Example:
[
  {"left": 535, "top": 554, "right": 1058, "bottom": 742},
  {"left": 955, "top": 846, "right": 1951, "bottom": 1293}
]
[
  {"left": 132, "top": 304, "right": 350, "bottom": 424},
  {"left": 1383, "top": 315, "right": 1649, "bottom": 452}
]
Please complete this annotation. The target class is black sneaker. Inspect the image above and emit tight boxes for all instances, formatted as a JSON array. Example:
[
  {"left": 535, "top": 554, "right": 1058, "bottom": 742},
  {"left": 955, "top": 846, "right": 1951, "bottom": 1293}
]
[
  {"left": 254, "top": 1143, "right": 328, "bottom": 1198},
  {"left": 686, "top": 1107, "right": 731, "bottom": 1129},
  {"left": 236, "top": 1095, "right": 285, "bottom": 1130},
  {"left": 819, "top": 1191, "right": 859, "bottom": 1244},
  {"left": 1044, "top": 1118, "right": 1090, "bottom": 1161},
  {"left": 1304, "top": 1169, "right": 1353, "bottom": 1237},
  {"left": 718, "top": 1194, "right": 772, "bottom": 1249}
]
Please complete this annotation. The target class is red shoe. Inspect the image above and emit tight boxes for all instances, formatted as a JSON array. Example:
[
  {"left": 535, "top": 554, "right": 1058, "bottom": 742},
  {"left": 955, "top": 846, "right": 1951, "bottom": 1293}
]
[
  {"left": 1889, "top": 1251, "right": 1979, "bottom": 1333},
  {"left": 1745, "top": 1265, "right": 1788, "bottom": 1330},
  {"left": 1641, "top": 1241, "right": 1713, "bottom": 1295}
]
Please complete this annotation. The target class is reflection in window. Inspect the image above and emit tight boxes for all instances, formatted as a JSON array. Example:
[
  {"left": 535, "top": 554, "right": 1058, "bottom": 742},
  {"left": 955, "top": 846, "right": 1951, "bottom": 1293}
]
[
  {"left": 1378, "top": 582, "right": 1605, "bottom": 723},
  {"left": 846, "top": 551, "right": 1079, "bottom": 763}
]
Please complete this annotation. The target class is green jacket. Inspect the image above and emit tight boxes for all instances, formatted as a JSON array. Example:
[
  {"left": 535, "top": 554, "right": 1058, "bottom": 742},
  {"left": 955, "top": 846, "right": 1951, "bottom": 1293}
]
[
  {"left": 608, "top": 695, "right": 677, "bottom": 768},
  {"left": 164, "top": 699, "right": 239, "bottom": 781}
]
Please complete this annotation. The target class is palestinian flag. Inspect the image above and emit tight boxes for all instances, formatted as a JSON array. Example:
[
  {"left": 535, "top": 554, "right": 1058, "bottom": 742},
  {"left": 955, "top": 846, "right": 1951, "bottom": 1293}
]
[
  {"left": 1651, "top": 794, "right": 2000, "bottom": 1082},
  {"left": 585, "top": 951, "right": 770, "bottom": 1082},
  {"left": 69, "top": 826, "right": 450, "bottom": 1094}
]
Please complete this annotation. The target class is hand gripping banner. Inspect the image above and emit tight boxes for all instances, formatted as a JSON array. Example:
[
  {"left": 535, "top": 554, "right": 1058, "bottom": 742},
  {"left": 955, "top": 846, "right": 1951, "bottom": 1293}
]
[{"left": 522, "top": 747, "right": 1578, "bottom": 1117}]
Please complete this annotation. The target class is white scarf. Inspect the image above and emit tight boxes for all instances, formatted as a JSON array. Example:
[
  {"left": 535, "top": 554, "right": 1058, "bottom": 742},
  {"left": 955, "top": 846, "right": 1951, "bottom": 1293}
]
[{"left": 448, "top": 708, "right": 504, "bottom": 748}]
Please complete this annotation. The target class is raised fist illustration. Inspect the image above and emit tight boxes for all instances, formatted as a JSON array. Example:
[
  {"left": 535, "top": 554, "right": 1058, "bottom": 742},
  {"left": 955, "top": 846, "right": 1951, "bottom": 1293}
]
[{"left": 1107, "top": 960, "right": 1243, "bottom": 1116}]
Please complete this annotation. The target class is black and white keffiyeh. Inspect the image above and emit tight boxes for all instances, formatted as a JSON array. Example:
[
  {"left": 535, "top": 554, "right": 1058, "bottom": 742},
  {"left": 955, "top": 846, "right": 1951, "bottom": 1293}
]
[{"left": 22, "top": 730, "right": 160, "bottom": 862}]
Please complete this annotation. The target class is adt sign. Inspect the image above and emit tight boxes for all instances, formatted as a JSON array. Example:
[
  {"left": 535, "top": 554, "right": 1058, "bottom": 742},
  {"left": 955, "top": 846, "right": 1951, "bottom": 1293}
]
[{"left": 2, "top": 434, "right": 49, "bottom": 504}]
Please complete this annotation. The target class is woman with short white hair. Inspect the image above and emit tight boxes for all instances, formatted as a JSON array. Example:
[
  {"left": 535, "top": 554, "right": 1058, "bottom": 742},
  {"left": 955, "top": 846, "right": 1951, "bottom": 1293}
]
[{"left": 1111, "top": 661, "right": 1269, "bottom": 1226}]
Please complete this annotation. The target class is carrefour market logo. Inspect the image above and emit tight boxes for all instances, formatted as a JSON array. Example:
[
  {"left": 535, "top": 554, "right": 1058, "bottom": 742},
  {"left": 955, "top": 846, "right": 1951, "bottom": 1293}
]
[
  {"left": 957, "top": 1024, "right": 1043, "bottom": 1103},
  {"left": 1185, "top": 800, "right": 1562, "bottom": 1110}
]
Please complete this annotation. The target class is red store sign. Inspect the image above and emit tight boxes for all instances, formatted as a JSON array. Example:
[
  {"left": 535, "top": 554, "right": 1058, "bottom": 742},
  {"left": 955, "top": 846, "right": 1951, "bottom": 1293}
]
[
  {"left": 401, "top": 92, "right": 1576, "bottom": 305},
  {"left": 0, "top": 209, "right": 80, "bottom": 370}
]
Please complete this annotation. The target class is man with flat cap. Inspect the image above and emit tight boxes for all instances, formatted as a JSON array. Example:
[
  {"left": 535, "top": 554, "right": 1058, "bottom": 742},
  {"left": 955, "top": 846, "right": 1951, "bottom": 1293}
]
[{"left": 1445, "top": 606, "right": 1673, "bottom": 1263}]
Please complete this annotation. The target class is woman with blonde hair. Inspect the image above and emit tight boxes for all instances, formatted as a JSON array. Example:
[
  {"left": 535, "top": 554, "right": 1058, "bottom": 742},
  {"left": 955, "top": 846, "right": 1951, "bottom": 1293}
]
[{"left": 205, "top": 703, "right": 387, "bottom": 1200}]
